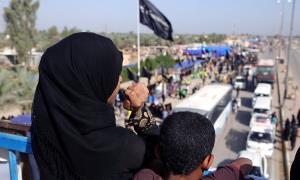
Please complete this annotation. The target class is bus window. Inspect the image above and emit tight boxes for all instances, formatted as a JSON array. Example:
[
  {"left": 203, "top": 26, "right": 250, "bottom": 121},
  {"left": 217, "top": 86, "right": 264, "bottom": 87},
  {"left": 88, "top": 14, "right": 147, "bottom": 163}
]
[{"left": 210, "top": 90, "right": 232, "bottom": 124}]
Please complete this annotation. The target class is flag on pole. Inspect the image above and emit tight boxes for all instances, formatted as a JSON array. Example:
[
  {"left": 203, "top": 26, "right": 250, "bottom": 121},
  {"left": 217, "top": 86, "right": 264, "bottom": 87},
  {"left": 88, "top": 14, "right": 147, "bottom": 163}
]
[
  {"left": 139, "top": 0, "right": 173, "bottom": 41},
  {"left": 141, "top": 67, "right": 152, "bottom": 79},
  {"left": 127, "top": 68, "right": 139, "bottom": 83},
  {"left": 141, "top": 67, "right": 152, "bottom": 84}
]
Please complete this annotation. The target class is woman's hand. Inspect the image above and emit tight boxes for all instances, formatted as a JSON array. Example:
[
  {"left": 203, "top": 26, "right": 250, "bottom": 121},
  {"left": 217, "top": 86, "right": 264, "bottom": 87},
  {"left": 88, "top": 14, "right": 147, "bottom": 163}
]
[{"left": 123, "top": 83, "right": 149, "bottom": 111}]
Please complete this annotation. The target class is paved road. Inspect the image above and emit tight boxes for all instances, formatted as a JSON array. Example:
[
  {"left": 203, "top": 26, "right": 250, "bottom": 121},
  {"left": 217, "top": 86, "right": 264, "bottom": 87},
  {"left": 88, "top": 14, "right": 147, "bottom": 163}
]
[
  {"left": 289, "top": 47, "right": 300, "bottom": 87},
  {"left": 3, "top": 50, "right": 297, "bottom": 180},
  {"left": 261, "top": 51, "right": 284, "bottom": 180},
  {"left": 283, "top": 46, "right": 300, "bottom": 174},
  {"left": 212, "top": 51, "right": 284, "bottom": 180},
  {"left": 212, "top": 89, "right": 252, "bottom": 166}
]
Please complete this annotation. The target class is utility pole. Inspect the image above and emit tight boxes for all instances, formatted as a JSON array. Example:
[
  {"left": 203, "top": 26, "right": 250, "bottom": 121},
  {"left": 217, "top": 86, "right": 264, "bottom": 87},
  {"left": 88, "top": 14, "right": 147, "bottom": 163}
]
[
  {"left": 137, "top": 0, "right": 141, "bottom": 77},
  {"left": 284, "top": 0, "right": 296, "bottom": 99},
  {"left": 277, "top": 0, "right": 285, "bottom": 59}
]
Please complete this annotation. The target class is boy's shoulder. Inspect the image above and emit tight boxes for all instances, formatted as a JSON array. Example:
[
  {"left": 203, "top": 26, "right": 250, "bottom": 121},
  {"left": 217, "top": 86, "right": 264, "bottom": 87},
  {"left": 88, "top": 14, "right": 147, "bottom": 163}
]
[{"left": 134, "top": 169, "right": 164, "bottom": 180}]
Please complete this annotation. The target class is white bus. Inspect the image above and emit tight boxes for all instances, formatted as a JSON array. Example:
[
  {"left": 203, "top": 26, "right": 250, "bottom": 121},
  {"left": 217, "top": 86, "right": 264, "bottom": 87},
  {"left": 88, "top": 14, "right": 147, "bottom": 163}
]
[{"left": 173, "top": 84, "right": 233, "bottom": 134}]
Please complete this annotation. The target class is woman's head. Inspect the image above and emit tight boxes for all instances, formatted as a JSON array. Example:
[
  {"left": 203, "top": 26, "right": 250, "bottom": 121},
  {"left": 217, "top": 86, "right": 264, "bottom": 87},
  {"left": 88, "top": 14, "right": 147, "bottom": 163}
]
[
  {"left": 35, "top": 32, "right": 123, "bottom": 131},
  {"left": 39, "top": 32, "right": 123, "bottom": 104},
  {"left": 107, "top": 76, "right": 122, "bottom": 106}
]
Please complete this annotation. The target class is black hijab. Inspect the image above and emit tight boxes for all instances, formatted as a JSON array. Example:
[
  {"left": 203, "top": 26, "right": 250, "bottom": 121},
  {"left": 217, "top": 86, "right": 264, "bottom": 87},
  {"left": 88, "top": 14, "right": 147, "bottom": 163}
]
[
  {"left": 291, "top": 147, "right": 300, "bottom": 180},
  {"left": 31, "top": 32, "right": 145, "bottom": 180}
]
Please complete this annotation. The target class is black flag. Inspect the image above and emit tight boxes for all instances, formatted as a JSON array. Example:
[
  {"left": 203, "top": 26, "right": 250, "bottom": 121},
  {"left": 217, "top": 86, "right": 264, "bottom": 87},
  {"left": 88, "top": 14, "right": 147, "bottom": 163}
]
[
  {"left": 140, "top": 0, "right": 173, "bottom": 41},
  {"left": 127, "top": 68, "right": 139, "bottom": 83},
  {"left": 142, "top": 67, "right": 152, "bottom": 79},
  {"left": 142, "top": 67, "right": 152, "bottom": 85}
]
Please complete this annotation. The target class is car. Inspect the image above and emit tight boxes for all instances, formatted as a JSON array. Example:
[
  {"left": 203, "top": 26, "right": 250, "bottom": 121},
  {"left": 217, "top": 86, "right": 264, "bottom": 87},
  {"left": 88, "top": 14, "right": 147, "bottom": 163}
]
[
  {"left": 252, "top": 97, "right": 272, "bottom": 116},
  {"left": 234, "top": 75, "right": 246, "bottom": 89},
  {"left": 252, "top": 83, "right": 272, "bottom": 107},
  {"left": 249, "top": 114, "right": 273, "bottom": 129},
  {"left": 246, "top": 126, "right": 275, "bottom": 157},
  {"left": 238, "top": 150, "right": 269, "bottom": 179}
]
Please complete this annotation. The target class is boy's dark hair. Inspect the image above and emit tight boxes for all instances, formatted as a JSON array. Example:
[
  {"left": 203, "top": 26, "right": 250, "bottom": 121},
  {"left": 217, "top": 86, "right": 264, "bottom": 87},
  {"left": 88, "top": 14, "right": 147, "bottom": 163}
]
[{"left": 160, "top": 111, "right": 215, "bottom": 175}]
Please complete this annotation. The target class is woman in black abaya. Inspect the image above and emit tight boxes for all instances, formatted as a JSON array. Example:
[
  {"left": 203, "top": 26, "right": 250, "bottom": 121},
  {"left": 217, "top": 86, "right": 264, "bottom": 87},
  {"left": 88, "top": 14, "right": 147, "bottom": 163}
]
[{"left": 31, "top": 32, "right": 156, "bottom": 180}]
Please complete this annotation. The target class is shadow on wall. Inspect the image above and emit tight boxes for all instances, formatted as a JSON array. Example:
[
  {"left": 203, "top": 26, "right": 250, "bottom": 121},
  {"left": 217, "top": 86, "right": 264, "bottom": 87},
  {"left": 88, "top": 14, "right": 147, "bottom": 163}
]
[{"left": 225, "top": 128, "right": 248, "bottom": 153}]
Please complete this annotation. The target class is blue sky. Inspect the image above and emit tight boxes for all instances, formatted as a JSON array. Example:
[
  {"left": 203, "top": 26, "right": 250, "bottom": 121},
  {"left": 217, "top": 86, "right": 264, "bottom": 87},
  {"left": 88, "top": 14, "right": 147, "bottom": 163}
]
[{"left": 0, "top": 0, "right": 299, "bottom": 35}]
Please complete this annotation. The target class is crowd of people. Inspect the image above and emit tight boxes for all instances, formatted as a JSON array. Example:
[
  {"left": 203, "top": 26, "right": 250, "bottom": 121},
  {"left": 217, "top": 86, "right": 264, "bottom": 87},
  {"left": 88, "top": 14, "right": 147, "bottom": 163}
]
[
  {"left": 283, "top": 110, "right": 300, "bottom": 150},
  {"left": 28, "top": 33, "right": 263, "bottom": 180},
  {"left": 120, "top": 46, "right": 254, "bottom": 123},
  {"left": 1, "top": 33, "right": 299, "bottom": 180}
]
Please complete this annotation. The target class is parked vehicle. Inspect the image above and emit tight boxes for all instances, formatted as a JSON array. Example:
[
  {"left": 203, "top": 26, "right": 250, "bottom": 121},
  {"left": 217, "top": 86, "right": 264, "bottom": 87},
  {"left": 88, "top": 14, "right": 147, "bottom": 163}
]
[
  {"left": 252, "top": 97, "right": 272, "bottom": 116},
  {"left": 238, "top": 150, "right": 269, "bottom": 179},
  {"left": 252, "top": 83, "right": 272, "bottom": 107},
  {"left": 246, "top": 126, "right": 275, "bottom": 157},
  {"left": 249, "top": 113, "right": 273, "bottom": 129}
]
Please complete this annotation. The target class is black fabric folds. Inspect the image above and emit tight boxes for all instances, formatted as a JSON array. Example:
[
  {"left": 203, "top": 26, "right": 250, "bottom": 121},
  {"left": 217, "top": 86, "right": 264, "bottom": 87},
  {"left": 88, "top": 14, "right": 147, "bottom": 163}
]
[
  {"left": 31, "top": 32, "right": 145, "bottom": 180},
  {"left": 140, "top": 0, "right": 173, "bottom": 41}
]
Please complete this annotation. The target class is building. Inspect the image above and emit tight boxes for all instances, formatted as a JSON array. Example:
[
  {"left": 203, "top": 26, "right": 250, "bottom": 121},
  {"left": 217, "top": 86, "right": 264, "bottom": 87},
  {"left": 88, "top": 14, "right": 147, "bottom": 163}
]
[{"left": 0, "top": 47, "right": 43, "bottom": 67}]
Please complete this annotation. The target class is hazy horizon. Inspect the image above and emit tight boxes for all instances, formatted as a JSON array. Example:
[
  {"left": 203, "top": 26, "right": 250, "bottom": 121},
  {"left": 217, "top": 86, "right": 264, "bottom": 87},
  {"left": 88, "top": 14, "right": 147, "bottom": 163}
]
[{"left": 0, "top": 0, "right": 300, "bottom": 36}]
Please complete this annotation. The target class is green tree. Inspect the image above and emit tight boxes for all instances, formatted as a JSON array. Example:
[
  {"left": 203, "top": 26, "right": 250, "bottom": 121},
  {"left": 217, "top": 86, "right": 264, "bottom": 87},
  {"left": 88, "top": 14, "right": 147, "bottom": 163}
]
[
  {"left": 47, "top": 26, "right": 60, "bottom": 47},
  {"left": 0, "top": 32, "right": 11, "bottom": 49},
  {"left": 61, "top": 26, "right": 81, "bottom": 38},
  {"left": 120, "top": 55, "right": 176, "bottom": 82},
  {"left": 4, "top": 0, "right": 39, "bottom": 64},
  {"left": 0, "top": 68, "right": 38, "bottom": 113}
]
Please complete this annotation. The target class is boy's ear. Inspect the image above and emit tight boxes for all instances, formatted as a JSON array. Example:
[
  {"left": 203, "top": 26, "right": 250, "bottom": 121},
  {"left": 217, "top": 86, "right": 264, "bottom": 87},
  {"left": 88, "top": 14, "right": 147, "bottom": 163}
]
[{"left": 201, "top": 154, "right": 214, "bottom": 171}]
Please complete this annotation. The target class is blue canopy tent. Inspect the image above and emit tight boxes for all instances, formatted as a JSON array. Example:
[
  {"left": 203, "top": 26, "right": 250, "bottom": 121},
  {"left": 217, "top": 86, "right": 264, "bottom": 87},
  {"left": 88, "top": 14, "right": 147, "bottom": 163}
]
[
  {"left": 184, "top": 46, "right": 231, "bottom": 57},
  {"left": 183, "top": 49, "right": 203, "bottom": 56},
  {"left": 203, "top": 46, "right": 230, "bottom": 57},
  {"left": 173, "top": 59, "right": 205, "bottom": 70}
]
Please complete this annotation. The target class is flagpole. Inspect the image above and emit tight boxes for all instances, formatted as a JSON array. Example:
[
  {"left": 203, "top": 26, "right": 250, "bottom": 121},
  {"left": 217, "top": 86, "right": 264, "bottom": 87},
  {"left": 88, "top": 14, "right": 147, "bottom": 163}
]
[{"left": 137, "top": 0, "right": 141, "bottom": 78}]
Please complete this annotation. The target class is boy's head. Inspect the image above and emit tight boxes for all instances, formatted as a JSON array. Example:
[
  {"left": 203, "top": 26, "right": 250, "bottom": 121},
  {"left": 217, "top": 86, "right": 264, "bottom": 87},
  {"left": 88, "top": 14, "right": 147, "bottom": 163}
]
[{"left": 159, "top": 111, "right": 215, "bottom": 179}]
